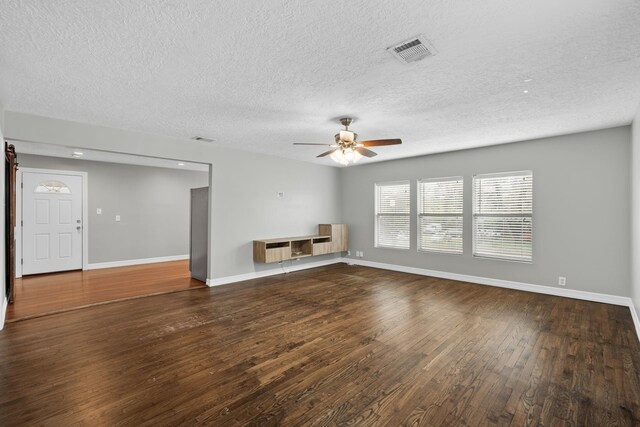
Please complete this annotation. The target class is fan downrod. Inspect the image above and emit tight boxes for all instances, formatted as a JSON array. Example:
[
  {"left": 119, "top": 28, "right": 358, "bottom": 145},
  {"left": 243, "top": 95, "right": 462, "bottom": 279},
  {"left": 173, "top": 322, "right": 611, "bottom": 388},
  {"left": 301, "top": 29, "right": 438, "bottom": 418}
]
[{"left": 339, "top": 117, "right": 353, "bottom": 129}]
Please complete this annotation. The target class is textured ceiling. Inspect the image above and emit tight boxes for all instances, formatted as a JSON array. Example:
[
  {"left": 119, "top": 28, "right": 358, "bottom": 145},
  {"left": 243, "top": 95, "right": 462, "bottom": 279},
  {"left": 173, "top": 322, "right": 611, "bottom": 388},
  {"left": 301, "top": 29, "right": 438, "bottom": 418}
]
[{"left": 1, "top": 0, "right": 640, "bottom": 166}]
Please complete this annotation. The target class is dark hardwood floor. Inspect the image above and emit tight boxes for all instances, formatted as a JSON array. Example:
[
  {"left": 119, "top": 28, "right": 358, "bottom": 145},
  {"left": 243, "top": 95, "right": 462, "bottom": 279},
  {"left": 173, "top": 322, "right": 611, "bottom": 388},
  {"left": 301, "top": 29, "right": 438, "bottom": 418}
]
[
  {"left": 0, "top": 263, "right": 639, "bottom": 426},
  {"left": 7, "top": 260, "right": 205, "bottom": 320}
]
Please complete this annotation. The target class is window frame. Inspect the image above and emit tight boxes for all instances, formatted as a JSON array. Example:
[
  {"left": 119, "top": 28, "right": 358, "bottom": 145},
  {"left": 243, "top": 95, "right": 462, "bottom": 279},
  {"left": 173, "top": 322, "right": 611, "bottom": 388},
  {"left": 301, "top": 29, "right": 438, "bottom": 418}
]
[
  {"left": 374, "top": 180, "right": 411, "bottom": 250},
  {"left": 472, "top": 170, "right": 533, "bottom": 263},
  {"left": 417, "top": 176, "right": 464, "bottom": 255}
]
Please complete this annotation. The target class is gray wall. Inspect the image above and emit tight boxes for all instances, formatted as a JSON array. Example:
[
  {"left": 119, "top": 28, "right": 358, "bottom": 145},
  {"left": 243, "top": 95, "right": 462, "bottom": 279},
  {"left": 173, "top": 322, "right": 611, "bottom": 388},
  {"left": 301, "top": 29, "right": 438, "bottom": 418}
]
[
  {"left": 18, "top": 154, "right": 209, "bottom": 264},
  {"left": 213, "top": 153, "right": 343, "bottom": 277},
  {"left": 341, "top": 127, "right": 631, "bottom": 296},
  {"left": 631, "top": 107, "right": 640, "bottom": 317},
  {"left": 4, "top": 112, "right": 343, "bottom": 279}
]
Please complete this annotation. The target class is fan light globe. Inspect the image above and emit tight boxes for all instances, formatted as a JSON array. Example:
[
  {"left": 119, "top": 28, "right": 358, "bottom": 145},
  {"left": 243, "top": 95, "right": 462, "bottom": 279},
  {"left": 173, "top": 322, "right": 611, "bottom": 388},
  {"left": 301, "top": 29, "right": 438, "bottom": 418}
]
[{"left": 330, "top": 147, "right": 362, "bottom": 166}]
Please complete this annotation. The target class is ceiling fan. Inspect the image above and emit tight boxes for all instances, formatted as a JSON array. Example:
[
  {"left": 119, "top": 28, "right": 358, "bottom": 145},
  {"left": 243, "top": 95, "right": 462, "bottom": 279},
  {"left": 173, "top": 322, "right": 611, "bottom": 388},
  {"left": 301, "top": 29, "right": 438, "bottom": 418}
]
[{"left": 294, "top": 118, "right": 402, "bottom": 165}]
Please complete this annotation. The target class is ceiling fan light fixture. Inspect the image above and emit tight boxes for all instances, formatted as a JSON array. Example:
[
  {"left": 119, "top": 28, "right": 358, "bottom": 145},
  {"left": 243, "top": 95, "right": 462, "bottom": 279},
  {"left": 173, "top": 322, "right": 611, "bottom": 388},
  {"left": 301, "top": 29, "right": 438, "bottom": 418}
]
[
  {"left": 330, "top": 150, "right": 348, "bottom": 166},
  {"left": 330, "top": 147, "right": 362, "bottom": 166},
  {"left": 295, "top": 117, "right": 401, "bottom": 165}
]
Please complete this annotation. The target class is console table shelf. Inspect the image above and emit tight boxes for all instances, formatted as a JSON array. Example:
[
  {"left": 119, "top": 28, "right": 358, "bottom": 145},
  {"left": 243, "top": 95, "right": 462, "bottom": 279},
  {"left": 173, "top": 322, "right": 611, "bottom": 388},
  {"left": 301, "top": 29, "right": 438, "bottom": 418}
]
[{"left": 253, "top": 224, "right": 347, "bottom": 263}]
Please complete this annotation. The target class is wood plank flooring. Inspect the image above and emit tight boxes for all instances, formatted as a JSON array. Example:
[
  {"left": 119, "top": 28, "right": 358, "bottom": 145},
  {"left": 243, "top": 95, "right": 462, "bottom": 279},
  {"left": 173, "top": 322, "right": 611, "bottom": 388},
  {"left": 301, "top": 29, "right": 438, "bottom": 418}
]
[
  {"left": 7, "top": 260, "right": 205, "bottom": 320},
  {"left": 0, "top": 263, "right": 639, "bottom": 426}
]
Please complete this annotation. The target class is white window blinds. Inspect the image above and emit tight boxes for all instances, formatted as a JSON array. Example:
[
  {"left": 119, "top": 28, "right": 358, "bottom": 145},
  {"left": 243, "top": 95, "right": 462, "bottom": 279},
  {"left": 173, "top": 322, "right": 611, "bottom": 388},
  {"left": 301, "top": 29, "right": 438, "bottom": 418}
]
[
  {"left": 473, "top": 171, "right": 533, "bottom": 262},
  {"left": 418, "top": 177, "right": 463, "bottom": 254},
  {"left": 375, "top": 181, "right": 410, "bottom": 250}
]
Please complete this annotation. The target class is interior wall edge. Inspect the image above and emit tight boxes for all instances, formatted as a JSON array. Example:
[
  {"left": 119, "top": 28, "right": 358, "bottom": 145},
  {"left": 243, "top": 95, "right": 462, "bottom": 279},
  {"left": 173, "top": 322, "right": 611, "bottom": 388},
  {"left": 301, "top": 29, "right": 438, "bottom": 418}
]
[
  {"left": 0, "top": 297, "right": 6, "bottom": 331},
  {"left": 631, "top": 104, "right": 640, "bottom": 323},
  {"left": 0, "top": 104, "right": 6, "bottom": 330}
]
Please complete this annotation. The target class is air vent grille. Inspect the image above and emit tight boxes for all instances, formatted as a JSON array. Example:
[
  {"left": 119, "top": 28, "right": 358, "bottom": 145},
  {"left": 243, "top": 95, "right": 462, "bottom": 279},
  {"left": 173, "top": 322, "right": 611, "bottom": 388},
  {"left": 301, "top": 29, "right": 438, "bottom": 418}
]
[
  {"left": 191, "top": 136, "right": 216, "bottom": 143},
  {"left": 387, "top": 35, "right": 437, "bottom": 64}
]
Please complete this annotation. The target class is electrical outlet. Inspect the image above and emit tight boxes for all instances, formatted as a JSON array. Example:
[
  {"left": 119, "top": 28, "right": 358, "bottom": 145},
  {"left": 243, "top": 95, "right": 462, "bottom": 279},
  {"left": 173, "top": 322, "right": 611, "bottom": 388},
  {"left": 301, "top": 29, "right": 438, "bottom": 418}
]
[
  {"left": 96, "top": 208, "right": 102, "bottom": 215},
  {"left": 558, "top": 276, "right": 566, "bottom": 286},
  {"left": 276, "top": 191, "right": 285, "bottom": 199},
  {"left": 115, "top": 215, "right": 121, "bottom": 222},
  {"left": 360, "top": 251, "right": 364, "bottom": 258},
  {"left": 347, "top": 250, "right": 351, "bottom": 256}
]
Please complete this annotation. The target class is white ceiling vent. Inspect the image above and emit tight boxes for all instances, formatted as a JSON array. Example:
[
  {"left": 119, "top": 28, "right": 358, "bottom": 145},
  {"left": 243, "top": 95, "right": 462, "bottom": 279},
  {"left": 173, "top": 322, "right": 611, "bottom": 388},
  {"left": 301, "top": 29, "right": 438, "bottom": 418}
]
[
  {"left": 387, "top": 34, "right": 437, "bottom": 64},
  {"left": 191, "top": 136, "right": 216, "bottom": 143}
]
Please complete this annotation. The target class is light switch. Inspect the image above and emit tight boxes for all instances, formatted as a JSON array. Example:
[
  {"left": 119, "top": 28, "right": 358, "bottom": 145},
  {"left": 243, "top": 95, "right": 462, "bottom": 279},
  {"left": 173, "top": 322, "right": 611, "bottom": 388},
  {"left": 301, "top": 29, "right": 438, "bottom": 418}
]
[
  {"left": 115, "top": 215, "right": 121, "bottom": 222},
  {"left": 96, "top": 208, "right": 102, "bottom": 215}
]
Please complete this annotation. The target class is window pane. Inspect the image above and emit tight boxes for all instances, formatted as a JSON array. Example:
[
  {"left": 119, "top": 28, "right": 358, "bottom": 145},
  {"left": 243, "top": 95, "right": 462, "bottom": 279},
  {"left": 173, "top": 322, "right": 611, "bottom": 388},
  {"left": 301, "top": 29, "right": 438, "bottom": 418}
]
[
  {"left": 473, "top": 173, "right": 532, "bottom": 215},
  {"left": 419, "top": 216, "right": 463, "bottom": 254},
  {"left": 377, "top": 216, "right": 410, "bottom": 249},
  {"left": 34, "top": 180, "right": 71, "bottom": 194},
  {"left": 377, "top": 183, "right": 410, "bottom": 214},
  {"left": 473, "top": 217, "right": 532, "bottom": 261},
  {"left": 419, "top": 179, "right": 463, "bottom": 214}
]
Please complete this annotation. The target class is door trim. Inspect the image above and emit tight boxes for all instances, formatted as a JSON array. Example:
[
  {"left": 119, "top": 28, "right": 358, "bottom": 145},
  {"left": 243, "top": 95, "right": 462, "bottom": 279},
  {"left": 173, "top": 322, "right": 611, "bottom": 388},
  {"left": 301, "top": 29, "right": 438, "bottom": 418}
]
[{"left": 16, "top": 168, "right": 89, "bottom": 277}]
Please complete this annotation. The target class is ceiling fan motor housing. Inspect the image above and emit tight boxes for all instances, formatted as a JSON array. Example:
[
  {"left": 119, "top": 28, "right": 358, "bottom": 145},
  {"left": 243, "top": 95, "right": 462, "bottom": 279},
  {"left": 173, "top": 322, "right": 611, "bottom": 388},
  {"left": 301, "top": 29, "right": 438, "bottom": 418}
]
[{"left": 335, "top": 132, "right": 358, "bottom": 148}]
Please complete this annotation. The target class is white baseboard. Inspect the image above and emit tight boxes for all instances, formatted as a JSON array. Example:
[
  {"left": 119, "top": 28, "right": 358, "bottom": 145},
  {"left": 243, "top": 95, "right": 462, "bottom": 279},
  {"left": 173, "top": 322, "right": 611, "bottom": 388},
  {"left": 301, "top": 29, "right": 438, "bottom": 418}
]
[
  {"left": 347, "top": 258, "right": 632, "bottom": 306},
  {"left": 0, "top": 296, "right": 8, "bottom": 331},
  {"left": 206, "top": 257, "right": 344, "bottom": 287},
  {"left": 86, "top": 254, "right": 190, "bottom": 270},
  {"left": 630, "top": 301, "right": 640, "bottom": 343},
  {"left": 347, "top": 258, "right": 640, "bottom": 342}
]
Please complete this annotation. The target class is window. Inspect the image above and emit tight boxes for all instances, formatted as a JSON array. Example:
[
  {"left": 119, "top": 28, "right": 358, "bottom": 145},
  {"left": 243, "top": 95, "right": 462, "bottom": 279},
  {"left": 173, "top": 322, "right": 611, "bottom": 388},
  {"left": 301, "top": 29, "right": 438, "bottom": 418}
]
[
  {"left": 375, "top": 181, "right": 410, "bottom": 250},
  {"left": 34, "top": 180, "right": 71, "bottom": 194},
  {"left": 473, "top": 171, "right": 533, "bottom": 262},
  {"left": 418, "top": 177, "right": 463, "bottom": 254}
]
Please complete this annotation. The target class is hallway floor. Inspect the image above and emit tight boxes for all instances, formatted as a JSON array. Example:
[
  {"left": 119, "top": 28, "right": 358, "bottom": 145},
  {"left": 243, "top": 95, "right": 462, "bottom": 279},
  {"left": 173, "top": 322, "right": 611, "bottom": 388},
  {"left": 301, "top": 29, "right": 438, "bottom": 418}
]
[{"left": 6, "top": 260, "right": 205, "bottom": 321}]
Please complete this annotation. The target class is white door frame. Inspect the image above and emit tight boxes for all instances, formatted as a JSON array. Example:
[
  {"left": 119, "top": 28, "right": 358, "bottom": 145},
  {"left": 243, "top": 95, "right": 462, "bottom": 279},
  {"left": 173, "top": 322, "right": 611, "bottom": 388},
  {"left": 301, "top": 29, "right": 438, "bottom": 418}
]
[{"left": 16, "top": 168, "right": 89, "bottom": 277}]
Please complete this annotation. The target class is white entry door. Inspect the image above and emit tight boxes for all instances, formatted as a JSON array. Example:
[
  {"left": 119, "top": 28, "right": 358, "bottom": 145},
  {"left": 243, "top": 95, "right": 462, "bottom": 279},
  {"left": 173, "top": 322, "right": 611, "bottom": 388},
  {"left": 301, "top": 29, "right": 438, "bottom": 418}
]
[{"left": 22, "top": 171, "right": 84, "bottom": 275}]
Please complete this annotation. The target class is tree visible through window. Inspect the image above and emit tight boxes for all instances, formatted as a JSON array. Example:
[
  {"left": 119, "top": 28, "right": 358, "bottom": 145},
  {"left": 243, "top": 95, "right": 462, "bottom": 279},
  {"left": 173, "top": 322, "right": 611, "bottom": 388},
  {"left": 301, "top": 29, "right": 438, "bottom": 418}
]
[
  {"left": 375, "top": 181, "right": 410, "bottom": 250},
  {"left": 473, "top": 171, "right": 532, "bottom": 262}
]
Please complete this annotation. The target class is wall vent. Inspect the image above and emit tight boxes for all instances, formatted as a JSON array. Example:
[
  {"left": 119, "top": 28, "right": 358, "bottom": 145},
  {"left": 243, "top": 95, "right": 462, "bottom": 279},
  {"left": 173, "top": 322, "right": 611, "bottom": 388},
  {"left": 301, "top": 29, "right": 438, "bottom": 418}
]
[
  {"left": 387, "top": 34, "right": 437, "bottom": 64},
  {"left": 191, "top": 136, "right": 216, "bottom": 143}
]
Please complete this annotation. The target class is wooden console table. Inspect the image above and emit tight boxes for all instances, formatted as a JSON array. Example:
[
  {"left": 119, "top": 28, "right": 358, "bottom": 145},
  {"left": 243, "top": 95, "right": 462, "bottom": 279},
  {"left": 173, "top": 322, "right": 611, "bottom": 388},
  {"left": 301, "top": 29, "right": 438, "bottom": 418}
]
[{"left": 253, "top": 224, "right": 347, "bottom": 263}]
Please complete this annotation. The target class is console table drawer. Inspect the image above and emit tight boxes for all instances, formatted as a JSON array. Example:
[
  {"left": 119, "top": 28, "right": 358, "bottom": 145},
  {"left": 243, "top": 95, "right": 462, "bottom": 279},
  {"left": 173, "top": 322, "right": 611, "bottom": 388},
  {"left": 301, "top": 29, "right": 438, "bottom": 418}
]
[{"left": 312, "top": 242, "right": 332, "bottom": 256}]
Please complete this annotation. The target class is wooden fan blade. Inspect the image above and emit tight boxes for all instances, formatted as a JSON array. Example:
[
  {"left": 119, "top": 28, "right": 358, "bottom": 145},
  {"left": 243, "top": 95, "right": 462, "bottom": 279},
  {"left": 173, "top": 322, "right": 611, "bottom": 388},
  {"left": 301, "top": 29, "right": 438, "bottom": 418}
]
[
  {"left": 356, "top": 147, "right": 377, "bottom": 157},
  {"left": 317, "top": 148, "right": 338, "bottom": 158},
  {"left": 360, "top": 138, "right": 402, "bottom": 147},
  {"left": 293, "top": 143, "right": 333, "bottom": 146}
]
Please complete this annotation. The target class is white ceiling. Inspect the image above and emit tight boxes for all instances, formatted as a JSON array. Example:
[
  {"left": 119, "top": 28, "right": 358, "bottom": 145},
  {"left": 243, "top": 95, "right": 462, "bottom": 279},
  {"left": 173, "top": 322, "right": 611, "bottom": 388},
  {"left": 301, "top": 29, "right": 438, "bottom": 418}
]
[{"left": 1, "top": 0, "right": 640, "bottom": 166}]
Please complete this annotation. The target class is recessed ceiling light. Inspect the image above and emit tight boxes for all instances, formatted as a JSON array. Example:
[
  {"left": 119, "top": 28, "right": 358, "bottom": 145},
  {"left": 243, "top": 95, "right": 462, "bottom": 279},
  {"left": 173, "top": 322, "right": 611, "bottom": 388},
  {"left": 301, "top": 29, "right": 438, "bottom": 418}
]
[
  {"left": 177, "top": 162, "right": 185, "bottom": 166},
  {"left": 523, "top": 90, "right": 529, "bottom": 94}
]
